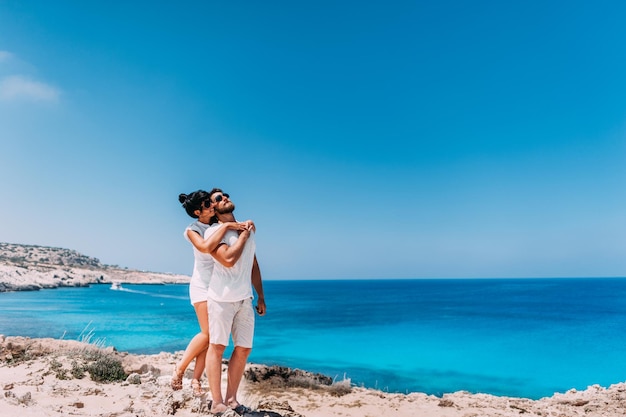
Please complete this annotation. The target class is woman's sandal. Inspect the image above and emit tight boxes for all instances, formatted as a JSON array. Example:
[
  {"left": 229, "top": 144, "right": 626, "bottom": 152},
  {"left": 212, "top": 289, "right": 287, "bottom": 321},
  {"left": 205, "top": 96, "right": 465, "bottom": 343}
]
[
  {"left": 191, "top": 378, "right": 204, "bottom": 397},
  {"left": 171, "top": 366, "right": 184, "bottom": 391}
]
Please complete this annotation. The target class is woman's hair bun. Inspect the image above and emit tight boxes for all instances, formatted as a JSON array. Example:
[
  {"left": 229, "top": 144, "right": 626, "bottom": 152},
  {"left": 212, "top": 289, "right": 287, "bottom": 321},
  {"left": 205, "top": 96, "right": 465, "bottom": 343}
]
[{"left": 179, "top": 189, "right": 209, "bottom": 219}]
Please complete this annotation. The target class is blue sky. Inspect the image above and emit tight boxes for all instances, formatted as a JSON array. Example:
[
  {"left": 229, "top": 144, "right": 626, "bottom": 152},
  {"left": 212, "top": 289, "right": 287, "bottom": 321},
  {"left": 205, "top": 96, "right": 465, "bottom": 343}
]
[{"left": 1, "top": 1, "right": 625, "bottom": 279}]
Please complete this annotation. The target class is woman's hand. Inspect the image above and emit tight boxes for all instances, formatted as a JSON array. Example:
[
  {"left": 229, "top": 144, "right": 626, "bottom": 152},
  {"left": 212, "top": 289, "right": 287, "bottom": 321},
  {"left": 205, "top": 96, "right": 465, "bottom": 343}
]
[
  {"left": 241, "top": 220, "right": 256, "bottom": 232},
  {"left": 223, "top": 221, "right": 246, "bottom": 231},
  {"left": 223, "top": 221, "right": 255, "bottom": 232}
]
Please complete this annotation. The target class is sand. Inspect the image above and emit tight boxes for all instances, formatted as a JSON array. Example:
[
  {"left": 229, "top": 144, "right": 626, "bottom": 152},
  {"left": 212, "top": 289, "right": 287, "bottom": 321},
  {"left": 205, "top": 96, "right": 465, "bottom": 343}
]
[{"left": 1, "top": 335, "right": 625, "bottom": 417}]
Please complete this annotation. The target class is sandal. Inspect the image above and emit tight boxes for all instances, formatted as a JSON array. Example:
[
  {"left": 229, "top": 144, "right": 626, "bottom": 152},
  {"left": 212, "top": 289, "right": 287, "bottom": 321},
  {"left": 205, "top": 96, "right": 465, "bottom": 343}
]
[
  {"left": 232, "top": 404, "right": 252, "bottom": 415},
  {"left": 171, "top": 366, "right": 184, "bottom": 391},
  {"left": 191, "top": 378, "right": 204, "bottom": 397}
]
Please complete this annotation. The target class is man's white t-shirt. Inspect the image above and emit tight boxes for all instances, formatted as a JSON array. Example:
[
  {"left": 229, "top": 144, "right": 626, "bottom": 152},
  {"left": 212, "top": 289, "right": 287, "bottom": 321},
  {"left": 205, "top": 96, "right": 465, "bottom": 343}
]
[{"left": 204, "top": 226, "right": 256, "bottom": 303}]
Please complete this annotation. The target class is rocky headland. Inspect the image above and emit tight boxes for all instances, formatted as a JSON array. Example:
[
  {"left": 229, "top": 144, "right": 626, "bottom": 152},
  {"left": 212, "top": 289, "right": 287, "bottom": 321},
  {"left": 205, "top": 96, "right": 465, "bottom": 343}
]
[{"left": 0, "top": 242, "right": 189, "bottom": 292}]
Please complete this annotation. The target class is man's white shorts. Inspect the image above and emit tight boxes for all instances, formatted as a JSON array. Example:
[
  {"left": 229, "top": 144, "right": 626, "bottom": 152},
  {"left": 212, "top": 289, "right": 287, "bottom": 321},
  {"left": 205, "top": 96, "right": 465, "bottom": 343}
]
[{"left": 208, "top": 298, "right": 255, "bottom": 348}]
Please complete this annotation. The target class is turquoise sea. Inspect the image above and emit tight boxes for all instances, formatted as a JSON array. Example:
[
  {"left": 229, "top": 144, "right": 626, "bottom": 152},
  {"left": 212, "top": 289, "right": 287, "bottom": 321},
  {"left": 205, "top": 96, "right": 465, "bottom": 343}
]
[{"left": 1, "top": 278, "right": 625, "bottom": 399}]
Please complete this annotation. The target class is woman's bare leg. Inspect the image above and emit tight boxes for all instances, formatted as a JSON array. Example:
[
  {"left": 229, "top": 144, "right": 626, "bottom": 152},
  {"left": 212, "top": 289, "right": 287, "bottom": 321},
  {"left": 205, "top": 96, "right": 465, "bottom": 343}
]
[
  {"left": 174, "top": 301, "right": 209, "bottom": 380},
  {"left": 193, "top": 346, "right": 208, "bottom": 380}
]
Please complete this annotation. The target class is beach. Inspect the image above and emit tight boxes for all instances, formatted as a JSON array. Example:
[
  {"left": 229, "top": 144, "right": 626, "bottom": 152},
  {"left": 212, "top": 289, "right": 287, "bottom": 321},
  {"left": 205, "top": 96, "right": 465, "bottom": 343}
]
[{"left": 1, "top": 335, "right": 625, "bottom": 417}]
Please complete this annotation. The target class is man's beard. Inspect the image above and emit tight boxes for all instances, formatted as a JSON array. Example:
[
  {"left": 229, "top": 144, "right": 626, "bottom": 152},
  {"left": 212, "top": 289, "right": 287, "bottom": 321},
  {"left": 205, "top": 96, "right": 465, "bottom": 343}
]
[{"left": 216, "top": 202, "right": 235, "bottom": 214}]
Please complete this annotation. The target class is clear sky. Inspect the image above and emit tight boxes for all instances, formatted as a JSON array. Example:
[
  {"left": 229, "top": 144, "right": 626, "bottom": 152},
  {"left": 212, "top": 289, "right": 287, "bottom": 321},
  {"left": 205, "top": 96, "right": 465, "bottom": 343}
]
[{"left": 1, "top": 1, "right": 625, "bottom": 279}]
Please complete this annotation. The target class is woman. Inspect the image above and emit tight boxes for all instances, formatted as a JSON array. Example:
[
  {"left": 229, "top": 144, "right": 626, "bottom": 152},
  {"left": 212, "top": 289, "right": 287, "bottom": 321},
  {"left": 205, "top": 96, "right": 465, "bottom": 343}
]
[{"left": 174, "top": 190, "right": 253, "bottom": 396}]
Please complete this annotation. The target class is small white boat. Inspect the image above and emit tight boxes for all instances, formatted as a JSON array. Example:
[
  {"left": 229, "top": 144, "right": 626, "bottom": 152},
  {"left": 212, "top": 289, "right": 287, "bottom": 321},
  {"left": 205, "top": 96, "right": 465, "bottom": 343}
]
[{"left": 110, "top": 281, "right": 123, "bottom": 290}]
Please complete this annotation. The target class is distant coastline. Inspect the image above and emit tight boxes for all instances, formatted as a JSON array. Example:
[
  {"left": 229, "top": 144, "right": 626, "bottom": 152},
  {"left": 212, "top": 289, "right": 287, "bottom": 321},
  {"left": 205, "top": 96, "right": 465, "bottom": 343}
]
[{"left": 0, "top": 242, "right": 189, "bottom": 292}]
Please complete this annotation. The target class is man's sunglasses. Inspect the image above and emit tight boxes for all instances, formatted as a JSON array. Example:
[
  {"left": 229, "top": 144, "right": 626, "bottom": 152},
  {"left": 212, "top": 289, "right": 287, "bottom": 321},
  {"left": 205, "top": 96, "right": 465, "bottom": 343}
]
[{"left": 212, "top": 193, "right": 229, "bottom": 203}]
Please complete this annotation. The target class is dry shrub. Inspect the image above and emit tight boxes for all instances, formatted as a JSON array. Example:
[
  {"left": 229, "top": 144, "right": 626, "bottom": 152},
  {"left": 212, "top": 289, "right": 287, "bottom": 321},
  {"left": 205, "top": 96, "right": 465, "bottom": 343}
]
[
  {"left": 84, "top": 351, "right": 127, "bottom": 382},
  {"left": 327, "top": 378, "right": 352, "bottom": 397}
]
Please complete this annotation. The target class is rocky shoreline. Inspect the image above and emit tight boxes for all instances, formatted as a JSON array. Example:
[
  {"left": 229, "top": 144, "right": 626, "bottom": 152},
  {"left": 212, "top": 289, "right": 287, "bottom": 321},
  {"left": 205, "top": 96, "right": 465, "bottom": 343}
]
[
  {"left": 0, "top": 242, "right": 189, "bottom": 292},
  {"left": 1, "top": 335, "right": 626, "bottom": 417}
]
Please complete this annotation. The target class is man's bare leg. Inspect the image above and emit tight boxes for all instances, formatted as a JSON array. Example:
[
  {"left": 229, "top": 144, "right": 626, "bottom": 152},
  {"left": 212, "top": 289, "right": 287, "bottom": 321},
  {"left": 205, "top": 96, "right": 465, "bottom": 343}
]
[
  {"left": 226, "top": 346, "right": 252, "bottom": 408},
  {"left": 207, "top": 343, "right": 228, "bottom": 413}
]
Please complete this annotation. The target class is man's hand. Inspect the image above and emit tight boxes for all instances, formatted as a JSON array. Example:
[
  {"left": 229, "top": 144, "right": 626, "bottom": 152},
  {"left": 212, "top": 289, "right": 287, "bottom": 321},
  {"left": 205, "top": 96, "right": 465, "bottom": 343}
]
[{"left": 255, "top": 299, "right": 266, "bottom": 316}]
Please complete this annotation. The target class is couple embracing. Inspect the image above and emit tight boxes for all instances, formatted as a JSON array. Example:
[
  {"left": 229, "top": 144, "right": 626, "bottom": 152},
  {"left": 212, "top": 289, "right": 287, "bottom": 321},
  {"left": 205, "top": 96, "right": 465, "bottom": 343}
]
[{"left": 176, "top": 188, "right": 266, "bottom": 417}]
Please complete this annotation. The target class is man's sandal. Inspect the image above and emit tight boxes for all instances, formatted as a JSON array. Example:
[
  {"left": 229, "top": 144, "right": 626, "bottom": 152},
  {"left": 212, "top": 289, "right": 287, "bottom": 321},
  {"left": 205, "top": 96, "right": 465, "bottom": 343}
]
[{"left": 232, "top": 404, "right": 253, "bottom": 416}]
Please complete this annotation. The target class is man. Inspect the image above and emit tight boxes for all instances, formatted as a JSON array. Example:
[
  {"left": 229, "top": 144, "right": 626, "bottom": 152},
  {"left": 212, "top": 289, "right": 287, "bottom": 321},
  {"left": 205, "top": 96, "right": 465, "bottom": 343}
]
[{"left": 204, "top": 188, "right": 266, "bottom": 416}]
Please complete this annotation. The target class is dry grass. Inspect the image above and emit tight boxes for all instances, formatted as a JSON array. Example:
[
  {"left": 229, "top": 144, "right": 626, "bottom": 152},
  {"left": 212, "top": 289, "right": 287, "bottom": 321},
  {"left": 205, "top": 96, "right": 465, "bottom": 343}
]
[{"left": 1, "top": 335, "right": 127, "bottom": 383}]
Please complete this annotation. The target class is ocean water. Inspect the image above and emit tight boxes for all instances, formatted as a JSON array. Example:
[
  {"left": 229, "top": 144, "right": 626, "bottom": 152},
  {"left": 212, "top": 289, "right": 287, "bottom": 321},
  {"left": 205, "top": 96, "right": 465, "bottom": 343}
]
[{"left": 1, "top": 278, "right": 625, "bottom": 399}]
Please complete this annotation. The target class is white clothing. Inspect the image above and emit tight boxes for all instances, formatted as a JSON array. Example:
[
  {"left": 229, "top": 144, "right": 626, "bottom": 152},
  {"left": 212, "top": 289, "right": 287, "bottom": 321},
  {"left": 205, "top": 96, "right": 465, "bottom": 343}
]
[
  {"left": 184, "top": 221, "right": 217, "bottom": 305},
  {"left": 204, "top": 228, "right": 256, "bottom": 303},
  {"left": 208, "top": 298, "right": 255, "bottom": 347}
]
